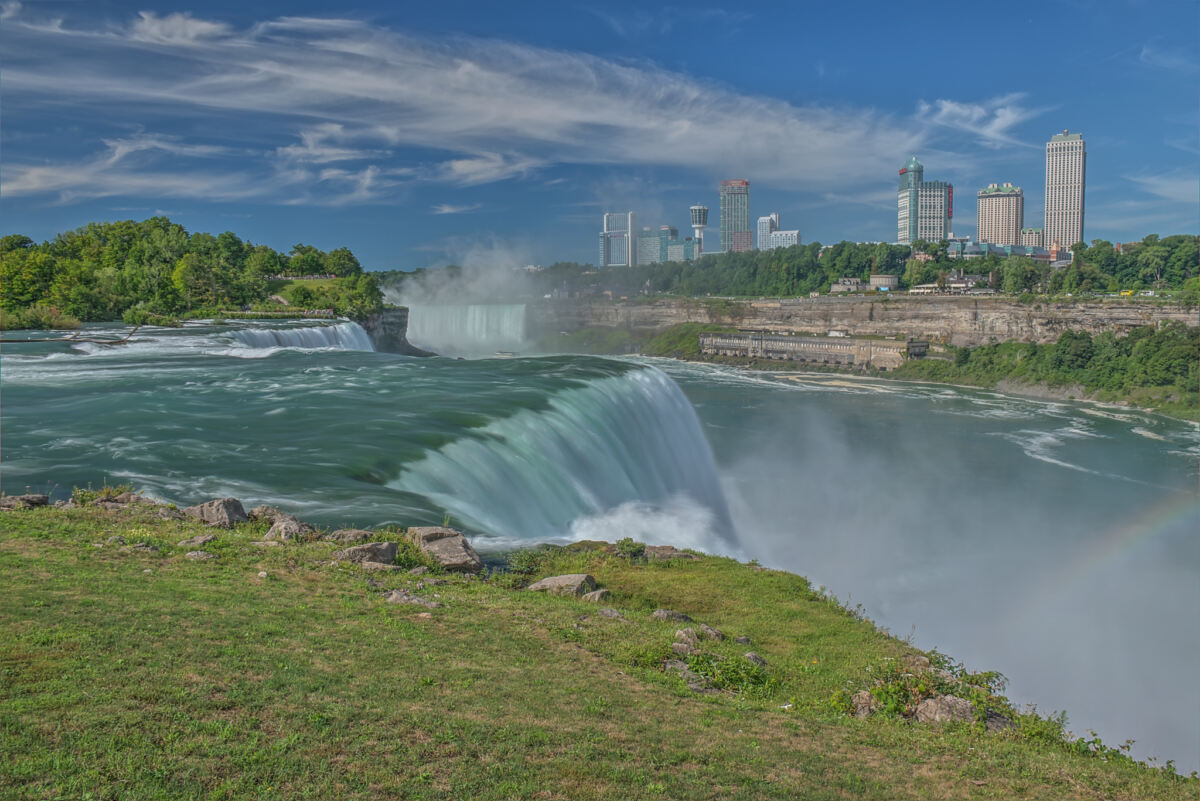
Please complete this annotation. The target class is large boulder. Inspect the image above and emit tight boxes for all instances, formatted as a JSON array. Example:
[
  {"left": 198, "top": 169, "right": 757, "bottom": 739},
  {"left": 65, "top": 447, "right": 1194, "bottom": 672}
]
[
  {"left": 914, "top": 695, "right": 974, "bottom": 724},
  {"left": 0, "top": 494, "right": 49, "bottom": 510},
  {"left": 324, "top": 528, "right": 375, "bottom": 544},
  {"left": 266, "top": 513, "right": 314, "bottom": 542},
  {"left": 581, "top": 588, "right": 611, "bottom": 603},
  {"left": 182, "top": 498, "right": 248, "bottom": 528},
  {"left": 526, "top": 574, "right": 597, "bottom": 597},
  {"left": 406, "top": 526, "right": 483, "bottom": 574},
  {"left": 333, "top": 542, "right": 398, "bottom": 565}
]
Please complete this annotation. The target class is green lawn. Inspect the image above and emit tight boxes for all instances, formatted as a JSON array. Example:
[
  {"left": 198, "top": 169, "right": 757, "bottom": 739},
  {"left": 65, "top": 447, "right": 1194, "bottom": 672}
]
[{"left": 1, "top": 505, "right": 1194, "bottom": 800}]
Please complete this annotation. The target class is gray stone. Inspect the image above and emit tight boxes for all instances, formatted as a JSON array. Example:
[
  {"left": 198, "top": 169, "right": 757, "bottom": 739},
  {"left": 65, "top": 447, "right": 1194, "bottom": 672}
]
[
  {"left": 581, "top": 588, "right": 611, "bottom": 603},
  {"left": 383, "top": 589, "right": 443, "bottom": 609},
  {"left": 914, "top": 694, "right": 974, "bottom": 724},
  {"left": 985, "top": 711, "right": 1015, "bottom": 732},
  {"left": 178, "top": 533, "right": 217, "bottom": 548},
  {"left": 265, "top": 513, "right": 314, "bottom": 542},
  {"left": 699, "top": 624, "right": 724, "bottom": 641},
  {"left": 105, "top": 535, "right": 126, "bottom": 546},
  {"left": 360, "top": 561, "right": 404, "bottom": 572},
  {"left": 407, "top": 566, "right": 429, "bottom": 575},
  {"left": 257, "top": 571, "right": 269, "bottom": 578},
  {"left": 185, "top": 551, "right": 216, "bottom": 561},
  {"left": 670, "top": 642, "right": 697, "bottom": 657},
  {"left": 901, "top": 653, "right": 932, "bottom": 674},
  {"left": 406, "top": 526, "right": 483, "bottom": 574},
  {"left": 650, "top": 609, "right": 693, "bottom": 623},
  {"left": 526, "top": 573, "right": 597, "bottom": 597},
  {"left": 595, "top": 608, "right": 625, "bottom": 620},
  {"left": 154, "top": 508, "right": 184, "bottom": 521},
  {"left": 675, "top": 628, "right": 699, "bottom": 648},
  {"left": 182, "top": 498, "right": 248, "bottom": 528},
  {"left": 333, "top": 542, "right": 398, "bottom": 565},
  {"left": 0, "top": 494, "right": 50, "bottom": 510},
  {"left": 324, "top": 528, "right": 374, "bottom": 544},
  {"left": 644, "top": 545, "right": 700, "bottom": 561},
  {"left": 734, "top": 635, "right": 751, "bottom": 645},
  {"left": 248, "top": 505, "right": 280, "bottom": 522},
  {"left": 113, "top": 492, "right": 152, "bottom": 505},
  {"left": 743, "top": 651, "right": 767, "bottom": 667},
  {"left": 851, "top": 690, "right": 875, "bottom": 718}
]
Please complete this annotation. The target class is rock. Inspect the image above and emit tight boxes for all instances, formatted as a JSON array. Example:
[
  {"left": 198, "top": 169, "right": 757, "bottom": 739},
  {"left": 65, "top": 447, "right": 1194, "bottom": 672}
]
[
  {"left": 664, "top": 659, "right": 715, "bottom": 694},
  {"left": 420, "top": 578, "right": 447, "bottom": 586},
  {"left": 743, "top": 652, "right": 767, "bottom": 667},
  {"left": 407, "top": 566, "right": 429, "bottom": 576},
  {"left": 650, "top": 609, "right": 693, "bottom": 623},
  {"left": 249, "top": 540, "right": 282, "bottom": 548},
  {"left": 182, "top": 498, "right": 248, "bottom": 528},
  {"left": 670, "top": 642, "right": 697, "bottom": 657},
  {"left": 248, "top": 505, "right": 280, "bottom": 522},
  {"left": 675, "top": 628, "right": 699, "bottom": 648},
  {"left": 178, "top": 533, "right": 217, "bottom": 548},
  {"left": 406, "top": 526, "right": 483, "bottom": 574},
  {"left": 105, "top": 535, "right": 126, "bottom": 546},
  {"left": 644, "top": 545, "right": 700, "bottom": 561},
  {"left": 185, "top": 551, "right": 216, "bottom": 561},
  {"left": 265, "top": 513, "right": 314, "bottom": 542},
  {"left": 0, "top": 494, "right": 50, "bottom": 510},
  {"left": 257, "top": 571, "right": 268, "bottom": 578},
  {"left": 595, "top": 608, "right": 625, "bottom": 620},
  {"left": 113, "top": 492, "right": 152, "bottom": 505},
  {"left": 155, "top": 508, "right": 184, "bottom": 521},
  {"left": 985, "top": 711, "right": 1015, "bottom": 732},
  {"left": 914, "top": 695, "right": 974, "bottom": 725},
  {"left": 901, "top": 653, "right": 932, "bottom": 674},
  {"left": 734, "top": 635, "right": 751, "bottom": 645},
  {"left": 54, "top": 500, "right": 70, "bottom": 508},
  {"left": 699, "top": 624, "right": 724, "bottom": 641},
  {"left": 383, "top": 589, "right": 443, "bottom": 609},
  {"left": 333, "top": 542, "right": 398, "bottom": 565},
  {"left": 526, "top": 573, "right": 597, "bottom": 597},
  {"left": 851, "top": 690, "right": 875, "bottom": 718},
  {"left": 581, "top": 588, "right": 611, "bottom": 603},
  {"left": 360, "top": 561, "right": 403, "bottom": 572},
  {"left": 324, "top": 528, "right": 374, "bottom": 544}
]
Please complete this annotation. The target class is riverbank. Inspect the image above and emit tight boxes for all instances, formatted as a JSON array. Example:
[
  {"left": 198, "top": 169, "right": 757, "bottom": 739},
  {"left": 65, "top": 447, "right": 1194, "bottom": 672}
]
[{"left": 2, "top": 494, "right": 1195, "bottom": 799}]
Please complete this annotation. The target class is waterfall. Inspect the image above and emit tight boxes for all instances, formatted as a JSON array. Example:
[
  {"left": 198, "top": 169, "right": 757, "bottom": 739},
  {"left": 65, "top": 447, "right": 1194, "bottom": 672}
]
[
  {"left": 228, "top": 322, "right": 375, "bottom": 352},
  {"left": 394, "top": 366, "right": 736, "bottom": 548},
  {"left": 406, "top": 304, "right": 526, "bottom": 355}
]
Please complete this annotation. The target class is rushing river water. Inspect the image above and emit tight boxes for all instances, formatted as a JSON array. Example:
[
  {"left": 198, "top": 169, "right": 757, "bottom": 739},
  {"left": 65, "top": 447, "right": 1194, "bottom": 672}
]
[{"left": 2, "top": 318, "right": 1197, "bottom": 771}]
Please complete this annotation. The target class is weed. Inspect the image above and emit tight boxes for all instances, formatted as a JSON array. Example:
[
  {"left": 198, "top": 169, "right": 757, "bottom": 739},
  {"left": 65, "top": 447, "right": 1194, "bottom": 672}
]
[{"left": 686, "top": 652, "right": 777, "bottom": 697}]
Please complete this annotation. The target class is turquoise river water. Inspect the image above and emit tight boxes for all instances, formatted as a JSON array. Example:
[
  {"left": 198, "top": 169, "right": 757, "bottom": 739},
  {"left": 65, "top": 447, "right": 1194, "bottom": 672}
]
[{"left": 2, "top": 318, "right": 1197, "bottom": 771}]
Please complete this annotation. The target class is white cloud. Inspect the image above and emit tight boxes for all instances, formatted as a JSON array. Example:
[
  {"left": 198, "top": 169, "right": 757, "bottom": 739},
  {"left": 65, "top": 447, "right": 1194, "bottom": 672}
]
[
  {"left": 1, "top": 10, "right": 1045, "bottom": 205},
  {"left": 431, "top": 203, "right": 483, "bottom": 215},
  {"left": 1126, "top": 170, "right": 1199, "bottom": 204},
  {"left": 0, "top": 1, "right": 21, "bottom": 21},
  {"left": 130, "top": 11, "right": 231, "bottom": 44},
  {"left": 1138, "top": 44, "right": 1199, "bottom": 73}
]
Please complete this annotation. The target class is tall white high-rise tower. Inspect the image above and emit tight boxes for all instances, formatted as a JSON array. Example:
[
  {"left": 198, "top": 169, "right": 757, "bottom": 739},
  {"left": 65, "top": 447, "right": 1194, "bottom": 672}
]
[{"left": 1044, "top": 130, "right": 1086, "bottom": 250}]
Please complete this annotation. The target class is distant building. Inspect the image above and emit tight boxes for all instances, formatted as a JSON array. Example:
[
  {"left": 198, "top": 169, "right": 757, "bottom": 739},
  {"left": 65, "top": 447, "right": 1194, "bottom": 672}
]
[
  {"left": 977, "top": 183, "right": 1023, "bottom": 246},
  {"left": 1021, "top": 227, "right": 1043, "bottom": 248},
  {"left": 666, "top": 238, "right": 700, "bottom": 263},
  {"left": 830, "top": 277, "right": 864, "bottom": 293},
  {"left": 897, "top": 156, "right": 952, "bottom": 244},
  {"left": 869, "top": 274, "right": 899, "bottom": 290},
  {"left": 1045, "top": 130, "right": 1086, "bottom": 250},
  {"left": 719, "top": 180, "right": 752, "bottom": 253},
  {"left": 690, "top": 205, "right": 709, "bottom": 254},
  {"left": 598, "top": 212, "right": 637, "bottom": 268},
  {"left": 757, "top": 213, "right": 779, "bottom": 249},
  {"left": 636, "top": 225, "right": 677, "bottom": 265}
]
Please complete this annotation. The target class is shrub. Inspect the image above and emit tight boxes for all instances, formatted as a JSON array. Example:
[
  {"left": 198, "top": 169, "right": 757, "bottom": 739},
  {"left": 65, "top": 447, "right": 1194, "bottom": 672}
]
[
  {"left": 615, "top": 537, "right": 646, "bottom": 560},
  {"left": 686, "top": 652, "right": 777, "bottom": 696},
  {"left": 71, "top": 482, "right": 135, "bottom": 505}
]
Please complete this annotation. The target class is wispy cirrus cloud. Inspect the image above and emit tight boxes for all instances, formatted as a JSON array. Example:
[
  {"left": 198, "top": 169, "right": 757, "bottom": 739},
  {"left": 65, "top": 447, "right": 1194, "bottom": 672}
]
[
  {"left": 431, "top": 203, "right": 483, "bottom": 215},
  {"left": 1138, "top": 43, "right": 1199, "bottom": 73},
  {"left": 2, "top": 8, "right": 1041, "bottom": 206},
  {"left": 1126, "top": 170, "right": 1199, "bottom": 205}
]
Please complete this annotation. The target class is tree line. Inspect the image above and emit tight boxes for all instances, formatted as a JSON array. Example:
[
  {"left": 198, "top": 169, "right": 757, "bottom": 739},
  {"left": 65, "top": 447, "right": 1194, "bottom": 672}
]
[{"left": 1, "top": 217, "right": 382, "bottom": 328}]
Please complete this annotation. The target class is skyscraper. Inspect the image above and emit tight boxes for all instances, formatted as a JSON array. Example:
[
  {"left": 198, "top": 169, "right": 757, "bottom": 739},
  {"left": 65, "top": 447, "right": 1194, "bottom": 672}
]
[
  {"left": 757, "top": 213, "right": 779, "bottom": 250},
  {"left": 1044, "top": 130, "right": 1086, "bottom": 250},
  {"left": 598, "top": 211, "right": 636, "bottom": 267},
  {"left": 719, "top": 180, "right": 752, "bottom": 253},
  {"left": 897, "top": 156, "right": 953, "bottom": 244},
  {"left": 977, "top": 183, "right": 1024, "bottom": 246}
]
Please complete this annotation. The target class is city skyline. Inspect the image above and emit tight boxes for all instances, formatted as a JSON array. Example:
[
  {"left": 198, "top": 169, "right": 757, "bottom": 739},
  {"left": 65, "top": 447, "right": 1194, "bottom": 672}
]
[{"left": 1, "top": 1, "right": 1195, "bottom": 268}]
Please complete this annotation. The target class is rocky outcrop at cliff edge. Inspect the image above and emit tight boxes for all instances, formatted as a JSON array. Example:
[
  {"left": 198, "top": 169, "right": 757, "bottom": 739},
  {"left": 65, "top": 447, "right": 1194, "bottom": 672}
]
[
  {"left": 528, "top": 297, "right": 1195, "bottom": 347},
  {"left": 406, "top": 527, "right": 483, "bottom": 573},
  {"left": 358, "top": 308, "right": 436, "bottom": 356}
]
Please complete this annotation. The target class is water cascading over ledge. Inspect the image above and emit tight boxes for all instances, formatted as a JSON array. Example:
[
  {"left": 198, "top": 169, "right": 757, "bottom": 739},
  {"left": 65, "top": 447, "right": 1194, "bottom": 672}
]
[{"left": 404, "top": 304, "right": 528, "bottom": 356}]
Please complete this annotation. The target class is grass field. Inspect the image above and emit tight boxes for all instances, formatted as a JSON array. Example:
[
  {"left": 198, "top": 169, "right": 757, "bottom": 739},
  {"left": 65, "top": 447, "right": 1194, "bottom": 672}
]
[{"left": 1, "top": 503, "right": 1195, "bottom": 800}]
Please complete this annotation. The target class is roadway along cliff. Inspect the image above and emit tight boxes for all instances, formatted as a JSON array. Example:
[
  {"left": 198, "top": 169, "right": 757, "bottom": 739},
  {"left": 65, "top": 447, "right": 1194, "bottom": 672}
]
[{"left": 527, "top": 296, "right": 1196, "bottom": 346}]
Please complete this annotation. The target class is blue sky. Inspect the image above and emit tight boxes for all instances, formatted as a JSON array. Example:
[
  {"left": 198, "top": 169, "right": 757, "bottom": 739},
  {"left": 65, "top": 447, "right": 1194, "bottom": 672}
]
[{"left": 2, "top": 0, "right": 1196, "bottom": 268}]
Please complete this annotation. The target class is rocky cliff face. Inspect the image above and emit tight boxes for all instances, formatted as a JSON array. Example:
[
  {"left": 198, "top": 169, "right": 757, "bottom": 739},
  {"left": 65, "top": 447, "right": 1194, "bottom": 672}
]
[
  {"left": 528, "top": 297, "right": 1196, "bottom": 346},
  {"left": 358, "top": 307, "right": 435, "bottom": 356}
]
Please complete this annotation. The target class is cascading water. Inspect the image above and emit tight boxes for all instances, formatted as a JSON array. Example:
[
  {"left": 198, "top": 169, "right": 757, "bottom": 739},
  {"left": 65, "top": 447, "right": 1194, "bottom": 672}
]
[
  {"left": 394, "top": 366, "right": 735, "bottom": 549},
  {"left": 228, "top": 321, "right": 375, "bottom": 352},
  {"left": 405, "top": 304, "right": 526, "bottom": 355}
]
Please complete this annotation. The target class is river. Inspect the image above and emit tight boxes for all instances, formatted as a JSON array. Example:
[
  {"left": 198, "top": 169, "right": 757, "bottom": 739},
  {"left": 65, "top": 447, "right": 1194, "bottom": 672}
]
[{"left": 2, "top": 316, "right": 1197, "bottom": 771}]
